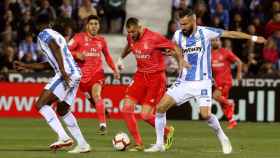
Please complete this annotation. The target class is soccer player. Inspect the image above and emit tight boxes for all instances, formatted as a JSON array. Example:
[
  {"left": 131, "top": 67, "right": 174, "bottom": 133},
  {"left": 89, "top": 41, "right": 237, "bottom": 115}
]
[
  {"left": 117, "top": 17, "right": 187, "bottom": 151},
  {"left": 211, "top": 38, "right": 242, "bottom": 129},
  {"left": 68, "top": 15, "right": 119, "bottom": 135},
  {"left": 145, "top": 9, "right": 266, "bottom": 153},
  {"left": 13, "top": 15, "right": 91, "bottom": 153}
]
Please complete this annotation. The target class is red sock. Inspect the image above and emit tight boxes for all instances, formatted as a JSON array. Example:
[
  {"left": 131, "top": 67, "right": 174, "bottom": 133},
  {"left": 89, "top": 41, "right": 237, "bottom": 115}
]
[
  {"left": 95, "top": 99, "right": 106, "bottom": 124},
  {"left": 141, "top": 114, "right": 170, "bottom": 135},
  {"left": 122, "top": 105, "right": 142, "bottom": 145}
]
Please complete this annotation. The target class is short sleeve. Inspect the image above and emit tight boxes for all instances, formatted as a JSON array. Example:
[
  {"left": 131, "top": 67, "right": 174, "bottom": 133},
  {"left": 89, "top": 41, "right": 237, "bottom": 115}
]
[
  {"left": 68, "top": 34, "right": 79, "bottom": 51},
  {"left": 202, "top": 26, "right": 224, "bottom": 40},
  {"left": 38, "top": 30, "right": 53, "bottom": 44},
  {"left": 225, "top": 49, "right": 239, "bottom": 62},
  {"left": 172, "top": 30, "right": 181, "bottom": 45}
]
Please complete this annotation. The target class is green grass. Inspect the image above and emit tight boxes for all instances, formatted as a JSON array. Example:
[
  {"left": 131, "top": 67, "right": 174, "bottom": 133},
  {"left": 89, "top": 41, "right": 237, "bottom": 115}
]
[{"left": 0, "top": 118, "right": 279, "bottom": 158}]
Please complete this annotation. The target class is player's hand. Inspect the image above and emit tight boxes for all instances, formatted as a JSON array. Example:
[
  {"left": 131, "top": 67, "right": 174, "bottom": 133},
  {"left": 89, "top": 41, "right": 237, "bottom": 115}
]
[
  {"left": 13, "top": 61, "right": 28, "bottom": 71},
  {"left": 255, "top": 36, "right": 267, "bottom": 44},
  {"left": 76, "top": 52, "right": 85, "bottom": 61},
  {"left": 162, "top": 48, "right": 174, "bottom": 56},
  {"left": 116, "top": 57, "right": 124, "bottom": 71},
  {"left": 62, "top": 72, "right": 71, "bottom": 89},
  {"left": 113, "top": 70, "right": 120, "bottom": 80},
  {"left": 178, "top": 59, "right": 191, "bottom": 74}
]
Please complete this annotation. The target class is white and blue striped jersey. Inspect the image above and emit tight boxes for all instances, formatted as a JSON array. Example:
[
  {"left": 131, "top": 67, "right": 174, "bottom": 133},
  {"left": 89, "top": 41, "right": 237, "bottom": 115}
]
[
  {"left": 172, "top": 26, "right": 224, "bottom": 81},
  {"left": 37, "top": 28, "right": 80, "bottom": 76}
]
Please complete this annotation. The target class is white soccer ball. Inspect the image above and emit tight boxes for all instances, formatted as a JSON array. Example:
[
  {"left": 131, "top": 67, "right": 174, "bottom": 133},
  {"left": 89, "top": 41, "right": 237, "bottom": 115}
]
[{"left": 112, "top": 132, "right": 130, "bottom": 151}]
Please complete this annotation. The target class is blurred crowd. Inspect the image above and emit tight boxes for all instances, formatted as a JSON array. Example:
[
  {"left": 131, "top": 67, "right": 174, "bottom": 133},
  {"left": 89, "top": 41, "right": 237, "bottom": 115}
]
[
  {"left": 0, "top": 0, "right": 279, "bottom": 80},
  {"left": 0, "top": 0, "right": 127, "bottom": 77},
  {"left": 166, "top": 0, "right": 280, "bottom": 78}
]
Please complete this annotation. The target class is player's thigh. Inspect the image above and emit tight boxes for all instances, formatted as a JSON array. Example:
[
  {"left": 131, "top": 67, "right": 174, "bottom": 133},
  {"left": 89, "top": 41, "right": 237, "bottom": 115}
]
[
  {"left": 64, "top": 80, "right": 80, "bottom": 106},
  {"left": 125, "top": 74, "right": 146, "bottom": 104},
  {"left": 221, "top": 84, "right": 232, "bottom": 98},
  {"left": 166, "top": 80, "right": 193, "bottom": 107},
  {"left": 121, "top": 96, "right": 137, "bottom": 113}
]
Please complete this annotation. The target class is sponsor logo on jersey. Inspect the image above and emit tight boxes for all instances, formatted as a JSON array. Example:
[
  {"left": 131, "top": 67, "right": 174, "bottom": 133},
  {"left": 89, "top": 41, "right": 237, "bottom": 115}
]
[{"left": 183, "top": 47, "right": 202, "bottom": 54}]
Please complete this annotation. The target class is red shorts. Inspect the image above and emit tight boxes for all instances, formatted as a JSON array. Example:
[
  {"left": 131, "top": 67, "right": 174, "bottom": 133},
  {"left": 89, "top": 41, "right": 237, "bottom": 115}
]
[
  {"left": 79, "top": 71, "right": 105, "bottom": 93},
  {"left": 215, "top": 84, "right": 232, "bottom": 98},
  {"left": 126, "top": 71, "right": 166, "bottom": 107}
]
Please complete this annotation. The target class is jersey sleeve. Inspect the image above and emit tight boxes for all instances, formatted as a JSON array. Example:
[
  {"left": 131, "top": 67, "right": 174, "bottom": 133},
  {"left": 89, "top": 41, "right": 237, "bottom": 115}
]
[
  {"left": 202, "top": 26, "right": 224, "bottom": 40},
  {"left": 38, "top": 30, "right": 54, "bottom": 44},
  {"left": 155, "top": 33, "right": 175, "bottom": 50},
  {"left": 102, "top": 38, "right": 117, "bottom": 72},
  {"left": 172, "top": 30, "right": 181, "bottom": 46},
  {"left": 68, "top": 35, "right": 80, "bottom": 59},
  {"left": 225, "top": 48, "right": 239, "bottom": 63}
]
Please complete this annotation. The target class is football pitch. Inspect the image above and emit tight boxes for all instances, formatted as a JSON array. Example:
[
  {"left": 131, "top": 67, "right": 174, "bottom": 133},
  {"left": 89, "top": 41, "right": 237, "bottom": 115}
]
[{"left": 0, "top": 118, "right": 279, "bottom": 158}]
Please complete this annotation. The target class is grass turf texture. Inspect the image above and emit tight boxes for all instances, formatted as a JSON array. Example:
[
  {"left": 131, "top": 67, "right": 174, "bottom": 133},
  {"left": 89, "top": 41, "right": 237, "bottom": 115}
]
[{"left": 0, "top": 118, "right": 279, "bottom": 158}]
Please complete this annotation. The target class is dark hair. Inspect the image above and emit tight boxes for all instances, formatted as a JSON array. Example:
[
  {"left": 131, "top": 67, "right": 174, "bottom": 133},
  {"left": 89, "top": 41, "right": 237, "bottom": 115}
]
[
  {"left": 86, "top": 15, "right": 100, "bottom": 23},
  {"left": 179, "top": 9, "right": 195, "bottom": 18},
  {"left": 126, "top": 17, "right": 139, "bottom": 28}
]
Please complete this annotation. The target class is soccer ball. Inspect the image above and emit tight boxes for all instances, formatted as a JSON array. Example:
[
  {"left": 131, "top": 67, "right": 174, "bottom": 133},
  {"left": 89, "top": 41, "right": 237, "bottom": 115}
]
[{"left": 112, "top": 132, "right": 130, "bottom": 151}]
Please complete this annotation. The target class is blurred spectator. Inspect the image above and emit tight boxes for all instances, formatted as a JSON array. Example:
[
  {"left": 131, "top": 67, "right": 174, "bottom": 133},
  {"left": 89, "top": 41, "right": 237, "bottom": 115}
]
[
  {"left": 18, "top": 10, "right": 35, "bottom": 41},
  {"left": 78, "top": 0, "right": 97, "bottom": 20},
  {"left": 258, "top": 62, "right": 280, "bottom": 77},
  {"left": 0, "top": 45, "right": 16, "bottom": 73},
  {"left": 19, "top": 0, "right": 36, "bottom": 14},
  {"left": 209, "top": 0, "right": 231, "bottom": 15},
  {"left": 166, "top": 20, "right": 178, "bottom": 40},
  {"left": 36, "top": 0, "right": 57, "bottom": 20},
  {"left": 172, "top": 0, "right": 192, "bottom": 19},
  {"left": 229, "top": 13, "right": 245, "bottom": 31},
  {"left": 262, "top": 37, "right": 278, "bottom": 64},
  {"left": 265, "top": 11, "right": 280, "bottom": 37},
  {"left": 230, "top": 0, "right": 249, "bottom": 26},
  {"left": 194, "top": 0, "right": 210, "bottom": 26},
  {"left": 252, "top": 16, "right": 264, "bottom": 36},
  {"left": 212, "top": 3, "right": 229, "bottom": 29},
  {"left": 60, "top": 0, "right": 73, "bottom": 18},
  {"left": 223, "top": 39, "right": 233, "bottom": 51},
  {"left": 64, "top": 25, "right": 74, "bottom": 42},
  {"left": 104, "top": 0, "right": 127, "bottom": 33},
  {"left": 210, "top": 15, "right": 225, "bottom": 29},
  {"left": 18, "top": 33, "right": 38, "bottom": 62}
]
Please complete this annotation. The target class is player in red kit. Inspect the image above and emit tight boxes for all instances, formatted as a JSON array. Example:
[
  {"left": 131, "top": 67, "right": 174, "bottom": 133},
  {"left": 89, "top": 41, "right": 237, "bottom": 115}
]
[
  {"left": 117, "top": 17, "right": 187, "bottom": 151},
  {"left": 211, "top": 38, "right": 242, "bottom": 129},
  {"left": 68, "top": 15, "right": 119, "bottom": 134}
]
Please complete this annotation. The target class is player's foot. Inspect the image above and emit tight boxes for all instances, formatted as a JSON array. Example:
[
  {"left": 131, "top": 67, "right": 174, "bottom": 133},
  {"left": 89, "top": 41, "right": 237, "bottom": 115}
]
[
  {"left": 68, "top": 144, "right": 91, "bottom": 154},
  {"left": 220, "top": 137, "right": 232, "bottom": 154},
  {"left": 227, "top": 120, "right": 237, "bottom": 129},
  {"left": 144, "top": 144, "right": 165, "bottom": 152},
  {"left": 164, "top": 126, "right": 175, "bottom": 150},
  {"left": 49, "top": 138, "right": 74, "bottom": 151},
  {"left": 96, "top": 125, "right": 107, "bottom": 135},
  {"left": 128, "top": 144, "right": 144, "bottom": 151}
]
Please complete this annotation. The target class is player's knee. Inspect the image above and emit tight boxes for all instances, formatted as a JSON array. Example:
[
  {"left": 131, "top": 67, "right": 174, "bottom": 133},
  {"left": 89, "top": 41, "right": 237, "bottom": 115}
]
[
  {"left": 121, "top": 104, "right": 134, "bottom": 114},
  {"left": 157, "top": 105, "right": 167, "bottom": 113},
  {"left": 200, "top": 112, "right": 211, "bottom": 120},
  {"left": 140, "top": 112, "right": 152, "bottom": 120},
  {"left": 56, "top": 103, "right": 70, "bottom": 116}
]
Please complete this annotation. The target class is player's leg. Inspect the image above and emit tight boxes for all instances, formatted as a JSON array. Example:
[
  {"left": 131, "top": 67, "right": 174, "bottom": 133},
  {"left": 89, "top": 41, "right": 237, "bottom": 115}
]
[
  {"left": 36, "top": 89, "right": 73, "bottom": 150},
  {"left": 121, "top": 96, "right": 144, "bottom": 151},
  {"left": 144, "top": 94, "right": 177, "bottom": 152},
  {"left": 57, "top": 102, "right": 91, "bottom": 153},
  {"left": 221, "top": 85, "right": 236, "bottom": 129},
  {"left": 91, "top": 82, "right": 107, "bottom": 134}
]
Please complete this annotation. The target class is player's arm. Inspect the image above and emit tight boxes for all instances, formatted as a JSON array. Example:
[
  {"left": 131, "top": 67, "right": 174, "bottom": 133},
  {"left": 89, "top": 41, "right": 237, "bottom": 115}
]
[
  {"left": 221, "top": 31, "right": 266, "bottom": 43},
  {"left": 13, "top": 61, "right": 51, "bottom": 71},
  {"left": 117, "top": 44, "right": 131, "bottom": 71},
  {"left": 168, "top": 44, "right": 191, "bottom": 73},
  {"left": 68, "top": 36, "right": 85, "bottom": 61},
  {"left": 102, "top": 39, "right": 120, "bottom": 79},
  {"left": 48, "top": 39, "right": 70, "bottom": 88}
]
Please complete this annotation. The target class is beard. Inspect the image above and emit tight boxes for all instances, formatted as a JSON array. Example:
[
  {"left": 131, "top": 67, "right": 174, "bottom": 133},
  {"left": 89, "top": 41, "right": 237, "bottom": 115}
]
[{"left": 182, "top": 27, "right": 193, "bottom": 37}]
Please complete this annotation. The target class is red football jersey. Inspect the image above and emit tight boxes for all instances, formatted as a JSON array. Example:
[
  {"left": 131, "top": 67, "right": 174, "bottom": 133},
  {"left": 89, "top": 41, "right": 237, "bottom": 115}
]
[
  {"left": 211, "top": 48, "right": 239, "bottom": 85},
  {"left": 68, "top": 32, "right": 116, "bottom": 83},
  {"left": 127, "top": 28, "right": 175, "bottom": 73}
]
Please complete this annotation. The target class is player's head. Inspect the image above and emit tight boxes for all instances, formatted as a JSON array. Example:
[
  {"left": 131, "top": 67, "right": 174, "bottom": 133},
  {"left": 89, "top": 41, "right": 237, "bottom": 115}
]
[
  {"left": 179, "top": 9, "right": 196, "bottom": 36},
  {"left": 211, "top": 38, "right": 221, "bottom": 49},
  {"left": 126, "top": 17, "right": 142, "bottom": 41},
  {"left": 36, "top": 14, "right": 51, "bottom": 32},
  {"left": 86, "top": 15, "right": 100, "bottom": 36}
]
